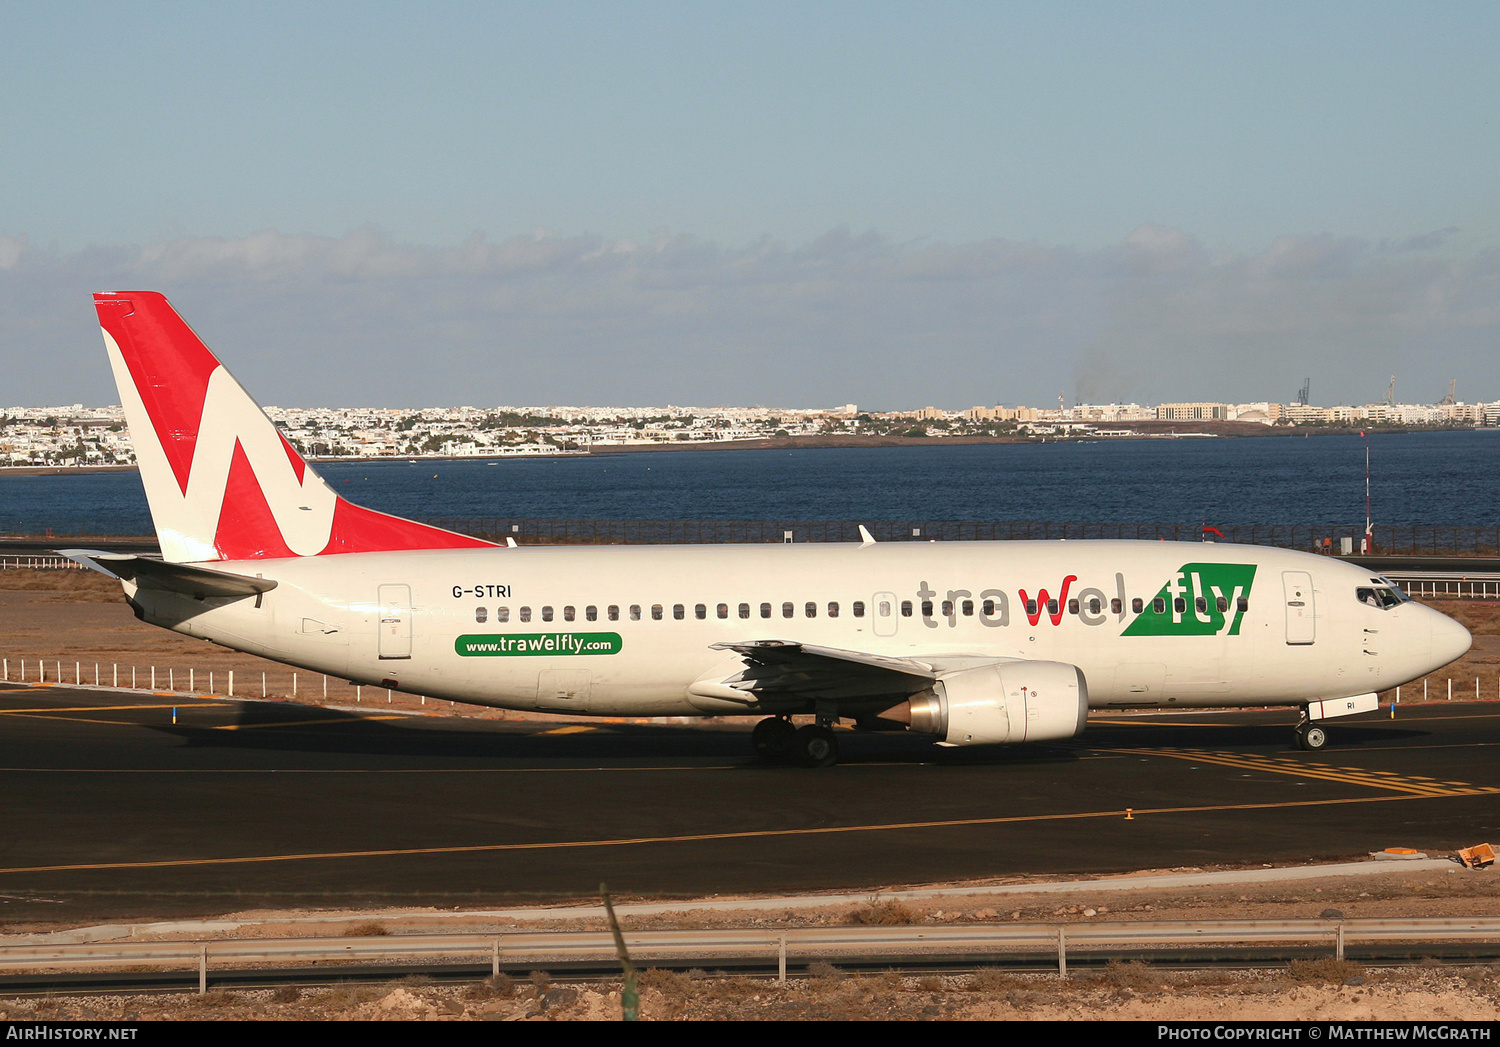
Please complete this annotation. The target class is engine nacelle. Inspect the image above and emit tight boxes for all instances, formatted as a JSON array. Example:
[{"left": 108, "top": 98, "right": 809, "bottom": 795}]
[{"left": 904, "top": 661, "right": 1088, "bottom": 746}]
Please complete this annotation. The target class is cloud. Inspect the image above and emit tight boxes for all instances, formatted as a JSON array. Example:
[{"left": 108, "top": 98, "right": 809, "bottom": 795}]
[
  {"left": 0, "top": 225, "right": 1496, "bottom": 410},
  {"left": 1381, "top": 227, "right": 1461, "bottom": 253}
]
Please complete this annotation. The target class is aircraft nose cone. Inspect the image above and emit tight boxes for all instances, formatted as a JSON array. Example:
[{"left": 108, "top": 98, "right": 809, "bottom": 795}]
[{"left": 1430, "top": 610, "right": 1472, "bottom": 668}]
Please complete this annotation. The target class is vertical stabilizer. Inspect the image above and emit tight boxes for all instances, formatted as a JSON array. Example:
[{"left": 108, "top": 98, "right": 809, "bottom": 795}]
[{"left": 95, "top": 292, "right": 494, "bottom": 562}]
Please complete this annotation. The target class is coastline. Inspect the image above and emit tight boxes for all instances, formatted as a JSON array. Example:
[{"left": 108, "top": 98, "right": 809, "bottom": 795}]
[{"left": 3, "top": 422, "right": 1483, "bottom": 475}]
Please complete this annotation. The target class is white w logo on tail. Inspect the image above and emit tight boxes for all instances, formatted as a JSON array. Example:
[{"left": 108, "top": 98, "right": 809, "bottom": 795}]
[{"left": 105, "top": 330, "right": 338, "bottom": 561}]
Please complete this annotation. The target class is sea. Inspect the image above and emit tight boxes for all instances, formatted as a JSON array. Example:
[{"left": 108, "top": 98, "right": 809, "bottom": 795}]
[{"left": 1, "top": 430, "right": 1496, "bottom": 537}]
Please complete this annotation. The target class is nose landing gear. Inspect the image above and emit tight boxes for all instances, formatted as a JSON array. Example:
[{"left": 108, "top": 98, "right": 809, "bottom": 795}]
[{"left": 1294, "top": 714, "right": 1329, "bottom": 751}]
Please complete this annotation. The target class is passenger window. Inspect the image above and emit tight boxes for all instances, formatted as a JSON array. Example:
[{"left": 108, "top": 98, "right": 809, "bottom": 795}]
[
  {"left": 717, "top": 603, "right": 728, "bottom": 619},
  {"left": 782, "top": 602, "right": 794, "bottom": 618},
  {"left": 1173, "top": 598, "right": 1186, "bottom": 614},
  {"left": 761, "top": 602, "right": 772, "bottom": 619},
  {"left": 1067, "top": 599, "right": 1079, "bottom": 615},
  {"left": 1025, "top": 599, "right": 1038, "bottom": 616},
  {"left": 921, "top": 600, "right": 934, "bottom": 617},
  {"left": 607, "top": 605, "right": 619, "bottom": 621},
  {"left": 1087, "top": 598, "right": 1101, "bottom": 615},
  {"left": 1151, "top": 598, "right": 1165, "bottom": 614},
  {"left": 629, "top": 604, "right": 641, "bottom": 621},
  {"left": 1215, "top": 597, "right": 1228, "bottom": 613},
  {"left": 695, "top": 604, "right": 707, "bottom": 620},
  {"left": 828, "top": 602, "right": 839, "bottom": 618},
  {"left": 673, "top": 604, "right": 684, "bottom": 620},
  {"left": 563, "top": 605, "right": 575, "bottom": 622},
  {"left": 1194, "top": 597, "right": 1206, "bottom": 614},
  {"left": 585, "top": 605, "right": 597, "bottom": 622},
  {"left": 805, "top": 602, "right": 817, "bottom": 618},
  {"left": 541, "top": 606, "right": 554, "bottom": 622},
  {"left": 738, "top": 603, "right": 750, "bottom": 619},
  {"left": 877, "top": 600, "right": 890, "bottom": 617},
  {"left": 1237, "top": 597, "right": 1249, "bottom": 612},
  {"left": 900, "top": 600, "right": 913, "bottom": 617},
  {"left": 1046, "top": 600, "right": 1058, "bottom": 615},
  {"left": 497, "top": 606, "right": 510, "bottom": 623},
  {"left": 962, "top": 600, "right": 974, "bottom": 616},
  {"left": 851, "top": 601, "right": 864, "bottom": 618},
  {"left": 1110, "top": 598, "right": 1122, "bottom": 614},
  {"left": 652, "top": 604, "right": 663, "bottom": 621},
  {"left": 1133, "top": 598, "right": 1144, "bottom": 614},
  {"left": 519, "top": 606, "right": 532, "bottom": 623},
  {"left": 941, "top": 600, "right": 953, "bottom": 617},
  {"left": 982, "top": 599, "right": 995, "bottom": 616},
  {"left": 475, "top": 607, "right": 487, "bottom": 623}
]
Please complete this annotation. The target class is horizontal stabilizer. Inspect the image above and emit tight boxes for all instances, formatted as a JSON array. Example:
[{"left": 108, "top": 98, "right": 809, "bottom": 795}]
[{"left": 59, "top": 550, "right": 277, "bottom": 599}]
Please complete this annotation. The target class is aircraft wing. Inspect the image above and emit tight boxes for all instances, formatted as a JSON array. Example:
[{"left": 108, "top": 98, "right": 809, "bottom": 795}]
[{"left": 705, "top": 639, "right": 938, "bottom": 702}]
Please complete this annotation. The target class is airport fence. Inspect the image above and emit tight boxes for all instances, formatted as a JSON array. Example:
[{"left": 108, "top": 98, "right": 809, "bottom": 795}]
[
  {"left": 0, "top": 555, "right": 84, "bottom": 570},
  {"left": 4, "top": 521, "right": 1500, "bottom": 563},
  {"left": 0, "top": 657, "right": 455, "bottom": 710},
  {"left": 424, "top": 517, "right": 1500, "bottom": 555}
]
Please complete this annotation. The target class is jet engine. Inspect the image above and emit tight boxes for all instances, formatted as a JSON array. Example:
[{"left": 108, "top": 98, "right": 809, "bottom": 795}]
[{"left": 891, "top": 661, "right": 1088, "bottom": 746}]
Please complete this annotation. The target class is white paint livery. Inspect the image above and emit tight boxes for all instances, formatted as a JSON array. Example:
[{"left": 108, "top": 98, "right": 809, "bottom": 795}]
[
  {"left": 76, "top": 292, "right": 1473, "bottom": 765},
  {"left": 104, "top": 330, "right": 341, "bottom": 562}
]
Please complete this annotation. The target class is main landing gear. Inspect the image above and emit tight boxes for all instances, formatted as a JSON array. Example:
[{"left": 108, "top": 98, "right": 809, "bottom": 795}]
[
  {"left": 1293, "top": 713, "right": 1329, "bottom": 751},
  {"left": 752, "top": 716, "right": 840, "bottom": 768}
]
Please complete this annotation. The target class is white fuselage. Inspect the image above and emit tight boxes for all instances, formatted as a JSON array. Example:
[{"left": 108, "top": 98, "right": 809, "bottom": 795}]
[{"left": 122, "top": 539, "right": 1469, "bottom": 719}]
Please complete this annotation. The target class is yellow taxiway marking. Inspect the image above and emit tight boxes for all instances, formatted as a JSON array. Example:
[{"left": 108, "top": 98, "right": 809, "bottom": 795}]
[
  {"left": 214, "top": 715, "right": 406, "bottom": 731},
  {"left": 539, "top": 725, "right": 598, "bottom": 735},
  {"left": 0, "top": 713, "right": 175, "bottom": 728},
  {"left": 0, "top": 703, "right": 231, "bottom": 714},
  {"left": 0, "top": 765, "right": 744, "bottom": 774},
  {"left": 0, "top": 792, "right": 1478, "bottom": 876},
  {"left": 1118, "top": 747, "right": 1497, "bottom": 797},
  {"left": 1088, "top": 718, "right": 1247, "bottom": 727}
]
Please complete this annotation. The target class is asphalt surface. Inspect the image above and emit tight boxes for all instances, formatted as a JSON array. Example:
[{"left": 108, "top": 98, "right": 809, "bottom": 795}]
[{"left": 2, "top": 682, "right": 1497, "bottom": 925}]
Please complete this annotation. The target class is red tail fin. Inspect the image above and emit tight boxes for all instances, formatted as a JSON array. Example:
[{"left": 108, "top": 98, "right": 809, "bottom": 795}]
[{"left": 96, "top": 291, "right": 495, "bottom": 562}]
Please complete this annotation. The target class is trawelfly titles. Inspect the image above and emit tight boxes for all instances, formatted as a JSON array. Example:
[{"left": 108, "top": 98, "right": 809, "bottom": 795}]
[{"left": 1158, "top": 1029, "right": 1490, "bottom": 1041}]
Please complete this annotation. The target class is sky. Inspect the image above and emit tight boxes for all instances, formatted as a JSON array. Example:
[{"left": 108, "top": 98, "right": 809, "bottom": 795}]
[{"left": 2, "top": 1, "right": 1497, "bottom": 409}]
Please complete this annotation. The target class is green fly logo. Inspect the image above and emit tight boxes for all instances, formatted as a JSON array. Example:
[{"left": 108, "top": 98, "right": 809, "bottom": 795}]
[{"left": 1122, "top": 563, "right": 1257, "bottom": 637}]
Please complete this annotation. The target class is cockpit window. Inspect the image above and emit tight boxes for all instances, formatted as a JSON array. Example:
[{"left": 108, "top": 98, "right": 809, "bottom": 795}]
[
  {"left": 1376, "top": 576, "right": 1413, "bottom": 602},
  {"left": 1356, "top": 586, "right": 1401, "bottom": 609}
]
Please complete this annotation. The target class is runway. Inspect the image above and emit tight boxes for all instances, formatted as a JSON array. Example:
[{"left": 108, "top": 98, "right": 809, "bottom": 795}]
[{"left": 2, "top": 681, "right": 1497, "bottom": 924}]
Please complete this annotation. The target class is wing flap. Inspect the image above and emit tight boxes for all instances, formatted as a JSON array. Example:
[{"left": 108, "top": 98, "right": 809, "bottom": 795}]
[{"left": 706, "top": 639, "right": 937, "bottom": 701}]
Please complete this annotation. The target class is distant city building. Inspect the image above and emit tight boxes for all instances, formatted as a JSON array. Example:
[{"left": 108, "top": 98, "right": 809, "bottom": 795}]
[
  {"left": 1157, "top": 402, "right": 1231, "bottom": 421},
  {"left": 4, "top": 390, "right": 1499, "bottom": 466}
]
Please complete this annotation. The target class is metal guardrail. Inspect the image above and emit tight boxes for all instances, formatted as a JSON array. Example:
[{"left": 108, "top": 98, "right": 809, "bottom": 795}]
[
  {"left": 425, "top": 518, "right": 1500, "bottom": 554},
  {"left": 1389, "top": 576, "right": 1500, "bottom": 600},
  {"left": 5, "top": 521, "right": 1500, "bottom": 555},
  {"left": 5, "top": 917, "right": 1498, "bottom": 988}
]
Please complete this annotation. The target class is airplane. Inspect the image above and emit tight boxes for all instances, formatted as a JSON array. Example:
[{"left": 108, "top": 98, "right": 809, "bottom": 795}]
[{"left": 64, "top": 291, "right": 1472, "bottom": 767}]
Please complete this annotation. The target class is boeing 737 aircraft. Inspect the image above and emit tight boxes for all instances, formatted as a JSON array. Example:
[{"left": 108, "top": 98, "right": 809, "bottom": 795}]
[{"left": 67, "top": 292, "right": 1471, "bottom": 766}]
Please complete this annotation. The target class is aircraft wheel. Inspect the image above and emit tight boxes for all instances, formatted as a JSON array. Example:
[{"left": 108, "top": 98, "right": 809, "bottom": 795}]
[
  {"left": 752, "top": 717, "right": 797, "bottom": 760},
  {"left": 1295, "top": 723, "right": 1328, "bottom": 751},
  {"left": 793, "top": 724, "right": 840, "bottom": 768}
]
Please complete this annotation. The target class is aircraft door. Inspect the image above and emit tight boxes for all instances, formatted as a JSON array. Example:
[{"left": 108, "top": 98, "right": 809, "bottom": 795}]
[
  {"left": 377, "top": 584, "right": 413, "bottom": 659},
  {"left": 872, "top": 591, "right": 898, "bottom": 637},
  {"left": 1282, "top": 571, "right": 1315, "bottom": 645}
]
